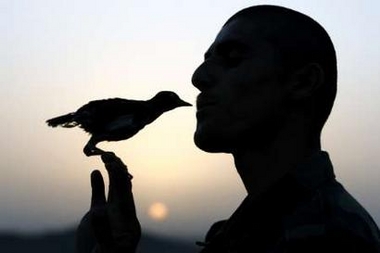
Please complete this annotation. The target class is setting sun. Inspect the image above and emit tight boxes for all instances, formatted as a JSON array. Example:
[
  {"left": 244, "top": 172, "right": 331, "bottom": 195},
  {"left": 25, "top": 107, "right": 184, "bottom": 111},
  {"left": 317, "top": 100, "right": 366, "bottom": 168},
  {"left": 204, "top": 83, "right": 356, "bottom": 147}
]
[{"left": 148, "top": 202, "right": 169, "bottom": 221}]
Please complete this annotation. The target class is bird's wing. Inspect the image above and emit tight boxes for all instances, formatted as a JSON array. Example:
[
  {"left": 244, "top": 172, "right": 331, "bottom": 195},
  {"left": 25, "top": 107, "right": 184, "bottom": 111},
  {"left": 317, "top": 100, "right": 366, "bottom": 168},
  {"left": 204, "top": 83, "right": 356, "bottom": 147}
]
[
  {"left": 75, "top": 98, "right": 148, "bottom": 133},
  {"left": 105, "top": 114, "right": 136, "bottom": 132},
  {"left": 103, "top": 114, "right": 146, "bottom": 141}
]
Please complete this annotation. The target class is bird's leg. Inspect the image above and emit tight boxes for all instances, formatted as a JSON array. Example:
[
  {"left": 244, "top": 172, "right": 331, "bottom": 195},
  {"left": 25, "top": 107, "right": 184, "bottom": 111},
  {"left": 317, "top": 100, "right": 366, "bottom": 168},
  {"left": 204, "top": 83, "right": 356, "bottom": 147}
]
[{"left": 83, "top": 137, "right": 105, "bottom": 157}]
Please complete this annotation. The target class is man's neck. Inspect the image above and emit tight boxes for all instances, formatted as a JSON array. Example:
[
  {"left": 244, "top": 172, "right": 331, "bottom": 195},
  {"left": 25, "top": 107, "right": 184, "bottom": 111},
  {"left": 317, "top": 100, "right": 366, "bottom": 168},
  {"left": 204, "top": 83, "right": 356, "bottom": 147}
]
[{"left": 232, "top": 115, "right": 321, "bottom": 198}]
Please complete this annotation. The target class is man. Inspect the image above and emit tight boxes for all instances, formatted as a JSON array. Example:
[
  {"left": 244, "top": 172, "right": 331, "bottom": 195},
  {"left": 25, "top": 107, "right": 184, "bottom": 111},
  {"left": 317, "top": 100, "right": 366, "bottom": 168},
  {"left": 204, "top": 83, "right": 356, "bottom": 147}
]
[{"left": 76, "top": 5, "right": 380, "bottom": 253}]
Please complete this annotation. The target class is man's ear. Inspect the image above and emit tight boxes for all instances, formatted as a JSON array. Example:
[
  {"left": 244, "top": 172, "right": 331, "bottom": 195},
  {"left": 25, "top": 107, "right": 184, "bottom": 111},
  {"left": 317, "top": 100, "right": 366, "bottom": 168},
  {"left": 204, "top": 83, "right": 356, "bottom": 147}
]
[{"left": 287, "top": 63, "right": 325, "bottom": 100}]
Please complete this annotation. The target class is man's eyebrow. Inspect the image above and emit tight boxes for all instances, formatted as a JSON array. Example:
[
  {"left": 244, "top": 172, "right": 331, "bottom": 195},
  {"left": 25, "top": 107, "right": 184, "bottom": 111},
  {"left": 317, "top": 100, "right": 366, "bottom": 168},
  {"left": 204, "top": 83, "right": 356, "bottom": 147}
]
[
  {"left": 218, "top": 39, "right": 250, "bottom": 49},
  {"left": 204, "top": 40, "right": 249, "bottom": 59}
]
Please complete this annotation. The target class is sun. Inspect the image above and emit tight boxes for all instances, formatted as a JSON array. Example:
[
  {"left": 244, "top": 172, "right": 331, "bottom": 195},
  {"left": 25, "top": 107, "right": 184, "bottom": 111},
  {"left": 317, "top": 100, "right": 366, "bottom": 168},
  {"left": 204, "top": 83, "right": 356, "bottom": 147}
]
[{"left": 148, "top": 202, "right": 169, "bottom": 221}]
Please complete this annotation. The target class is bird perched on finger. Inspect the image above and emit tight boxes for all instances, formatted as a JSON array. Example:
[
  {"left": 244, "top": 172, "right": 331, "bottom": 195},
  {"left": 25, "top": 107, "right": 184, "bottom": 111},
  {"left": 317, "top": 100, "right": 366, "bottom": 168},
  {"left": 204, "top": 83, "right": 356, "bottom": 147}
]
[{"left": 46, "top": 91, "right": 192, "bottom": 156}]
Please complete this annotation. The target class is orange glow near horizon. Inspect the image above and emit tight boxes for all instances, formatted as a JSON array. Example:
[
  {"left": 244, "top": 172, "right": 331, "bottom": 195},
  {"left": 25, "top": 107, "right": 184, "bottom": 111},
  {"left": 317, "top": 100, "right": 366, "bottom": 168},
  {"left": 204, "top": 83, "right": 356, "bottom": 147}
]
[{"left": 148, "top": 202, "right": 169, "bottom": 221}]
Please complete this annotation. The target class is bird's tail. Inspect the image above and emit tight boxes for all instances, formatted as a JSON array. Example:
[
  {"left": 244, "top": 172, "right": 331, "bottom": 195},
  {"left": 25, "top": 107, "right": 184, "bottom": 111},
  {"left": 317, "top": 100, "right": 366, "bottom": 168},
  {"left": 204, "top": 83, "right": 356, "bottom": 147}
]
[{"left": 46, "top": 113, "right": 78, "bottom": 128}]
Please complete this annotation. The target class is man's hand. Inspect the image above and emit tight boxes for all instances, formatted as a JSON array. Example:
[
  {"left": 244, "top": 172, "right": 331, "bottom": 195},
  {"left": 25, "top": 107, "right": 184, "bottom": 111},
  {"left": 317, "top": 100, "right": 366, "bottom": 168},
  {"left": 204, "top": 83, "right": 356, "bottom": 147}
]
[{"left": 76, "top": 152, "right": 141, "bottom": 253}]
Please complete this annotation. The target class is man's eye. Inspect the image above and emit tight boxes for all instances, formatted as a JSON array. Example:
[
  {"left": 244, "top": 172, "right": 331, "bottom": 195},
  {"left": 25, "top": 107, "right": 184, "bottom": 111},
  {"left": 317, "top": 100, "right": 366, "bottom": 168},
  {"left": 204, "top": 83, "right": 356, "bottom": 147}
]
[
  {"left": 222, "top": 50, "right": 243, "bottom": 66},
  {"left": 204, "top": 46, "right": 244, "bottom": 66},
  {"left": 226, "top": 50, "right": 241, "bottom": 59}
]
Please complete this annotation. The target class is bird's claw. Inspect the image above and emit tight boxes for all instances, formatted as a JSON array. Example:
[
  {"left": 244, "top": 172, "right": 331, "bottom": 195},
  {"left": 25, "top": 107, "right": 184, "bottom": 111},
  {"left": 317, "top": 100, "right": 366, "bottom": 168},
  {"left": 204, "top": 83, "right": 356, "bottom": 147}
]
[{"left": 83, "top": 145, "right": 106, "bottom": 157}]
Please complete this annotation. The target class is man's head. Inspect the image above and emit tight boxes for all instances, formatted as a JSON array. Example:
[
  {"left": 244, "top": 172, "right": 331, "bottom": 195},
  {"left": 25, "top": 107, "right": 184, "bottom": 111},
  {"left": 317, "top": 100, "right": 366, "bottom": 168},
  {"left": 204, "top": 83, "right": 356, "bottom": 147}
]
[{"left": 192, "top": 5, "right": 337, "bottom": 153}]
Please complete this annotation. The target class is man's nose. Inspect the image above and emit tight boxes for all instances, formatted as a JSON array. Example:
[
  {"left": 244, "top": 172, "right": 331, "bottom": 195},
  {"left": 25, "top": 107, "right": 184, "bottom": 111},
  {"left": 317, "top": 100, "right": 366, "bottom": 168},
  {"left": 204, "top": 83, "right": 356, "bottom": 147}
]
[{"left": 191, "top": 62, "right": 214, "bottom": 91}]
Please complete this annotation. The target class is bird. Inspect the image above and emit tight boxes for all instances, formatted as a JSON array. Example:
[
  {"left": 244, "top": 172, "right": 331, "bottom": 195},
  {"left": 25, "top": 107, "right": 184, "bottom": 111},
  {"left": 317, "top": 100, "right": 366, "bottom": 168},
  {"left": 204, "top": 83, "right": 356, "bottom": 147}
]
[{"left": 46, "top": 91, "right": 192, "bottom": 156}]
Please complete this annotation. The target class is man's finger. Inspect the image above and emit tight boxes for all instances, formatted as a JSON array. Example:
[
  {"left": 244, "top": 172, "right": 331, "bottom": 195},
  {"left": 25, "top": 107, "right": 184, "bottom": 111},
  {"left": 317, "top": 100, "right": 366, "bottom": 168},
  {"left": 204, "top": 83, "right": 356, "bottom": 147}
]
[
  {"left": 90, "top": 170, "right": 106, "bottom": 209},
  {"left": 90, "top": 170, "right": 113, "bottom": 248},
  {"left": 100, "top": 152, "right": 139, "bottom": 228},
  {"left": 101, "top": 152, "right": 133, "bottom": 202}
]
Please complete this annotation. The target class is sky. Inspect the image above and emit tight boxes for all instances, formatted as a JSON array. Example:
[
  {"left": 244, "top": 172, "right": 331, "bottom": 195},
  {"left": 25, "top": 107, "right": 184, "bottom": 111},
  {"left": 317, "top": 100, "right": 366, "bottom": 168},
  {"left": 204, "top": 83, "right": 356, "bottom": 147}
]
[{"left": 1, "top": 0, "right": 380, "bottom": 241}]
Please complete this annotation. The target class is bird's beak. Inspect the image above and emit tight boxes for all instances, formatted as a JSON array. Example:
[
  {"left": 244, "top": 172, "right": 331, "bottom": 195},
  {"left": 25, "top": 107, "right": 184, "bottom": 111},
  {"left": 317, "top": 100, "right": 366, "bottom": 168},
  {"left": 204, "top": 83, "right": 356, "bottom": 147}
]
[{"left": 179, "top": 100, "right": 192, "bottom": 107}]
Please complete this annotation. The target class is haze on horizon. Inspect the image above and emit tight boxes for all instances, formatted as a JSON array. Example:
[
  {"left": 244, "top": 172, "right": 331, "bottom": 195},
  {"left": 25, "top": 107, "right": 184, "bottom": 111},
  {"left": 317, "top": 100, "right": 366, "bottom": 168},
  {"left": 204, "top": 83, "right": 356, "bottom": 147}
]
[{"left": 1, "top": 0, "right": 380, "bottom": 240}]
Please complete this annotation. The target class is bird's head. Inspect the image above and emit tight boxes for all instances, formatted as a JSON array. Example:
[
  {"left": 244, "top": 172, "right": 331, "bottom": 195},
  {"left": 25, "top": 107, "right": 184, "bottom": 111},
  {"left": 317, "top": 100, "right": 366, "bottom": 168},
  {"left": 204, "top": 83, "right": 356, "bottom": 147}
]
[{"left": 151, "top": 91, "right": 192, "bottom": 111}]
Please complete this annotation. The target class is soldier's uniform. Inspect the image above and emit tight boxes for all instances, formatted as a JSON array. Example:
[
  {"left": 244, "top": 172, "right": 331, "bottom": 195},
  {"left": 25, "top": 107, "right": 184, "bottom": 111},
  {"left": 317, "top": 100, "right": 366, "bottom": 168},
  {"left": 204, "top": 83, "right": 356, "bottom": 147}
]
[{"left": 198, "top": 152, "right": 380, "bottom": 253}]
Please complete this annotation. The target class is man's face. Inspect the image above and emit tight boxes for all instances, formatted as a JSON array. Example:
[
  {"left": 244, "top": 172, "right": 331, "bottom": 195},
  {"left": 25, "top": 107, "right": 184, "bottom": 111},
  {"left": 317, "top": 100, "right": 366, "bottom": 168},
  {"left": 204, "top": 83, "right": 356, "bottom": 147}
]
[{"left": 192, "top": 17, "right": 288, "bottom": 153}]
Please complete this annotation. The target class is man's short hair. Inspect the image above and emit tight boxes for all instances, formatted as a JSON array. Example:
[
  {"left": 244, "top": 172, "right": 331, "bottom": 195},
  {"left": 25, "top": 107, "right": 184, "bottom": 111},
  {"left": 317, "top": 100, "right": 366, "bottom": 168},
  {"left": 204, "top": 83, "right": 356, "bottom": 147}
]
[{"left": 225, "top": 5, "right": 337, "bottom": 133}]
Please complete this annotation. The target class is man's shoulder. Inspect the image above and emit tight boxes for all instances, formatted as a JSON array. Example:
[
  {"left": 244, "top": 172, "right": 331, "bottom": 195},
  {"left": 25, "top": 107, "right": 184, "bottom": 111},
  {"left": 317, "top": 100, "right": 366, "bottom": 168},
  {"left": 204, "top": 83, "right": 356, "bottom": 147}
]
[
  {"left": 284, "top": 179, "right": 380, "bottom": 252},
  {"left": 322, "top": 180, "right": 380, "bottom": 238}
]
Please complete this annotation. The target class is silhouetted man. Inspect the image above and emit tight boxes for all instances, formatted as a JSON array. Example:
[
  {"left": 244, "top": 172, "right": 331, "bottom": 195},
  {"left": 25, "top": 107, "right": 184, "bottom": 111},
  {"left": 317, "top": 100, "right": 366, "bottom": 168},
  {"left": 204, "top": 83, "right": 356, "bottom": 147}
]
[{"left": 75, "top": 5, "right": 380, "bottom": 253}]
